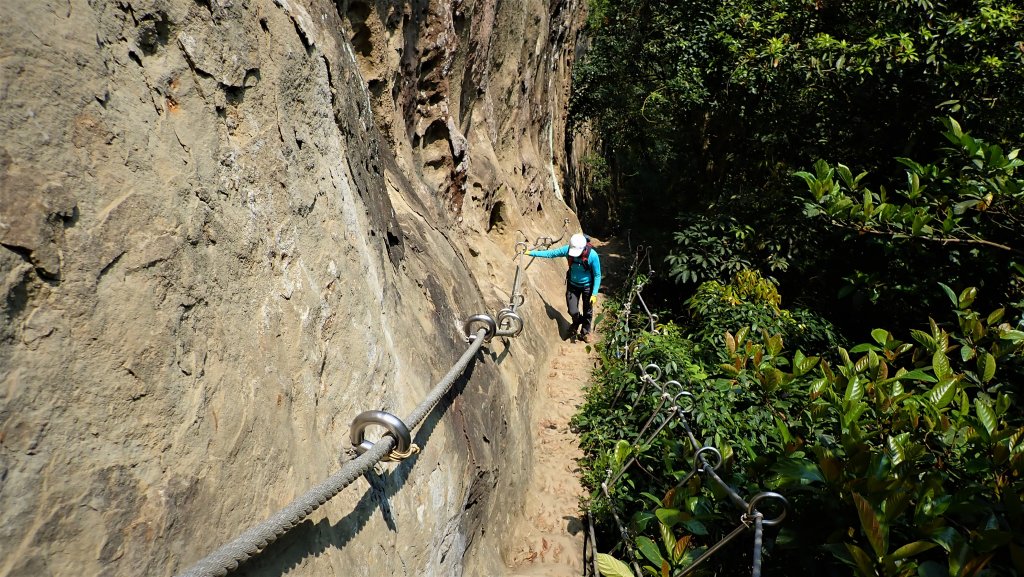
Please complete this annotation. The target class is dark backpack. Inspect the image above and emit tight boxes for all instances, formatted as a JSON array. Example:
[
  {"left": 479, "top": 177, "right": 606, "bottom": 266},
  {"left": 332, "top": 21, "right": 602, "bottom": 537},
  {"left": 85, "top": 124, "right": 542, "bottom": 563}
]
[{"left": 566, "top": 243, "right": 594, "bottom": 272}]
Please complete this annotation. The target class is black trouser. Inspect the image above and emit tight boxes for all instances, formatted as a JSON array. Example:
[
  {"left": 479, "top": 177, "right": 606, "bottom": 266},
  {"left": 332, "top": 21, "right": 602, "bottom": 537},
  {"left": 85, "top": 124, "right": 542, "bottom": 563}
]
[{"left": 566, "top": 283, "right": 594, "bottom": 335}]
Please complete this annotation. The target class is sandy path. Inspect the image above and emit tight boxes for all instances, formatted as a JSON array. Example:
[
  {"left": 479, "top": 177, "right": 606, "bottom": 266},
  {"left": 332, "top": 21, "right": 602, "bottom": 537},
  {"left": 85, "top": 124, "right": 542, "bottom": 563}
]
[
  {"left": 502, "top": 336, "right": 592, "bottom": 576},
  {"left": 502, "top": 238, "right": 624, "bottom": 577}
]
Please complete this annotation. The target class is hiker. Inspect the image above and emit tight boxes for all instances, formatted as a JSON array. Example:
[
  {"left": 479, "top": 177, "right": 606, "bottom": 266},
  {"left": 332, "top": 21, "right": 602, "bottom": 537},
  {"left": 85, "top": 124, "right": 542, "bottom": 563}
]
[{"left": 526, "top": 233, "right": 602, "bottom": 343}]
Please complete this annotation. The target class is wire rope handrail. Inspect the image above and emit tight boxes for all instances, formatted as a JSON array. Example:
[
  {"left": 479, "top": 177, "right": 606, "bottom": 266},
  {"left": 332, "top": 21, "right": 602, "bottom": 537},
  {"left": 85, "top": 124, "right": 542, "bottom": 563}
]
[
  {"left": 177, "top": 326, "right": 490, "bottom": 577},
  {"left": 175, "top": 234, "right": 557, "bottom": 577}
]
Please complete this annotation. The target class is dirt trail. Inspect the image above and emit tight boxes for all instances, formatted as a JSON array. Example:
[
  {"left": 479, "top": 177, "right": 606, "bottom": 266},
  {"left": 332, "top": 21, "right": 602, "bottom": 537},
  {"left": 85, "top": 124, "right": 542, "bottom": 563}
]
[{"left": 502, "top": 238, "right": 627, "bottom": 577}]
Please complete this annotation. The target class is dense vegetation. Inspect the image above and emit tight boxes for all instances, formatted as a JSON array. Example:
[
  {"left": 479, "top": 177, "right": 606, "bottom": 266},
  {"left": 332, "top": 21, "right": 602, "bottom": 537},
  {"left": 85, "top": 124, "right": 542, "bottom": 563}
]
[
  {"left": 569, "top": 0, "right": 1024, "bottom": 575},
  {"left": 578, "top": 270, "right": 1024, "bottom": 576}
]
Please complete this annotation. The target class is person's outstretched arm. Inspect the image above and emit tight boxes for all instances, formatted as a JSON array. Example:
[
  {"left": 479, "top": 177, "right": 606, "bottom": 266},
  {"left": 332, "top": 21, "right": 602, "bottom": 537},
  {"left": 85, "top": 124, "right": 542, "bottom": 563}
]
[
  {"left": 526, "top": 245, "right": 570, "bottom": 259},
  {"left": 590, "top": 251, "right": 602, "bottom": 296}
]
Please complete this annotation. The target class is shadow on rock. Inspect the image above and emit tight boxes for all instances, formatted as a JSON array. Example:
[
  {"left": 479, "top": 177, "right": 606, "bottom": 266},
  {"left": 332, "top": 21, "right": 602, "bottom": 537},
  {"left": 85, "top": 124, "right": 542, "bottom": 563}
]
[
  {"left": 234, "top": 357, "right": 479, "bottom": 577},
  {"left": 539, "top": 293, "right": 570, "bottom": 340},
  {"left": 564, "top": 514, "right": 584, "bottom": 536},
  {"left": 489, "top": 337, "right": 512, "bottom": 365}
]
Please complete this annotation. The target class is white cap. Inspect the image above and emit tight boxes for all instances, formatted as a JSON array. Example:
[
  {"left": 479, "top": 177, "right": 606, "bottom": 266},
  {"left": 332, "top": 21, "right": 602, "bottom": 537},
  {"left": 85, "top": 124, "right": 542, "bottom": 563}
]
[{"left": 568, "top": 233, "right": 587, "bottom": 257}]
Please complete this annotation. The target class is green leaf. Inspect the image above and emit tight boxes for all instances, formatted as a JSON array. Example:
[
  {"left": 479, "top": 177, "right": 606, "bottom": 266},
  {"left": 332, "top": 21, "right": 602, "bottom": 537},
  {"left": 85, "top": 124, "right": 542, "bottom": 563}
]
[
  {"left": 597, "top": 553, "right": 635, "bottom": 577},
  {"left": 932, "top": 351, "right": 953, "bottom": 380},
  {"left": 660, "top": 519, "right": 675, "bottom": 553},
  {"left": 930, "top": 318, "right": 944, "bottom": 345},
  {"left": 845, "top": 542, "right": 878, "bottom": 577},
  {"left": 948, "top": 117, "right": 963, "bottom": 139},
  {"left": 775, "top": 416, "right": 793, "bottom": 445},
  {"left": 912, "top": 213, "right": 925, "bottom": 235},
  {"left": 735, "top": 326, "right": 750, "bottom": 345},
  {"left": 911, "top": 329, "right": 937, "bottom": 351},
  {"left": 798, "top": 355, "right": 820, "bottom": 376},
  {"left": 979, "top": 352, "right": 996, "bottom": 383},
  {"left": 887, "top": 368, "right": 937, "bottom": 384},
  {"left": 917, "top": 561, "right": 946, "bottom": 577},
  {"left": 771, "top": 457, "right": 825, "bottom": 485},
  {"left": 719, "top": 363, "right": 740, "bottom": 376},
  {"left": 958, "top": 287, "right": 977, "bottom": 309},
  {"left": 871, "top": 329, "right": 890, "bottom": 345},
  {"left": 928, "top": 377, "right": 958, "bottom": 409},
  {"left": 938, "top": 282, "right": 957, "bottom": 307},
  {"left": 975, "top": 400, "right": 997, "bottom": 437},
  {"left": 654, "top": 508, "right": 683, "bottom": 527},
  {"left": 837, "top": 164, "right": 855, "bottom": 187},
  {"left": 884, "top": 541, "right": 937, "bottom": 562},
  {"left": 854, "top": 493, "right": 888, "bottom": 559},
  {"left": 613, "top": 440, "right": 632, "bottom": 470},
  {"left": 794, "top": 171, "right": 817, "bottom": 190},
  {"left": 636, "top": 536, "right": 664, "bottom": 567},
  {"left": 681, "top": 518, "right": 709, "bottom": 536},
  {"left": 764, "top": 367, "right": 786, "bottom": 392},
  {"left": 987, "top": 308, "right": 1006, "bottom": 325},
  {"left": 850, "top": 343, "right": 880, "bottom": 354},
  {"left": 887, "top": 433, "right": 910, "bottom": 467},
  {"left": 1001, "top": 330, "right": 1024, "bottom": 343},
  {"left": 845, "top": 377, "right": 865, "bottom": 403}
]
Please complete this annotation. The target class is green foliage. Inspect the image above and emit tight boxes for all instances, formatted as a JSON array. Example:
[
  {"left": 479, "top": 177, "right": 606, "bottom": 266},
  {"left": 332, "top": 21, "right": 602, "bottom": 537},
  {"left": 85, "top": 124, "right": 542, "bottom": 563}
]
[
  {"left": 572, "top": 3, "right": 1024, "bottom": 572},
  {"left": 666, "top": 213, "right": 755, "bottom": 285},
  {"left": 798, "top": 118, "right": 1024, "bottom": 256},
  {"left": 762, "top": 294, "right": 1024, "bottom": 576},
  {"left": 586, "top": 0, "right": 612, "bottom": 30},
  {"left": 792, "top": 118, "right": 1024, "bottom": 328},
  {"left": 686, "top": 269, "right": 842, "bottom": 357},
  {"left": 571, "top": 0, "right": 1024, "bottom": 225},
  {"left": 578, "top": 274, "right": 1024, "bottom": 576}
]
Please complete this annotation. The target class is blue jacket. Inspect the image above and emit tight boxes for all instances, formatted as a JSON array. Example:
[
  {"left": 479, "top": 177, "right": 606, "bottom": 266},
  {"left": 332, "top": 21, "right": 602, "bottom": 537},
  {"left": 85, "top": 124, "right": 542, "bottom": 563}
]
[{"left": 531, "top": 244, "right": 602, "bottom": 294}]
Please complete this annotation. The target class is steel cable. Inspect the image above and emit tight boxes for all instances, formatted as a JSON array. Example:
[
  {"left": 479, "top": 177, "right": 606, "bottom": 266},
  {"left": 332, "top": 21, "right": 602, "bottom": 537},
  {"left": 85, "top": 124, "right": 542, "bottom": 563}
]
[
  {"left": 601, "top": 478, "right": 645, "bottom": 577},
  {"left": 587, "top": 248, "right": 789, "bottom": 577},
  {"left": 752, "top": 513, "right": 764, "bottom": 577},
  {"left": 176, "top": 328, "right": 487, "bottom": 577},
  {"left": 601, "top": 362, "right": 786, "bottom": 576}
]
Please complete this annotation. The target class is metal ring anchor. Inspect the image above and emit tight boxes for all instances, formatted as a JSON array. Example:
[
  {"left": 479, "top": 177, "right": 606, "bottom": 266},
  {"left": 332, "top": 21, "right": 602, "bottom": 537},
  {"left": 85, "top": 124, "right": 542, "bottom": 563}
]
[
  {"left": 643, "top": 363, "right": 662, "bottom": 382},
  {"left": 747, "top": 492, "right": 789, "bottom": 527},
  {"left": 695, "top": 446, "right": 723, "bottom": 472},
  {"left": 350, "top": 410, "right": 413, "bottom": 461},
  {"left": 495, "top": 309, "right": 524, "bottom": 337},
  {"left": 514, "top": 241, "right": 528, "bottom": 257},
  {"left": 510, "top": 293, "right": 526, "bottom": 308},
  {"left": 463, "top": 314, "right": 497, "bottom": 343},
  {"left": 672, "top": 389, "right": 695, "bottom": 414},
  {"left": 663, "top": 379, "right": 682, "bottom": 393}
]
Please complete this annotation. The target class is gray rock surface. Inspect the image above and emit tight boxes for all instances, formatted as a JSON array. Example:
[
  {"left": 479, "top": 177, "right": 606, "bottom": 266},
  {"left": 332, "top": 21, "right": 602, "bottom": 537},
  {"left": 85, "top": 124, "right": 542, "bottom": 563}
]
[{"left": 0, "top": 0, "right": 588, "bottom": 576}]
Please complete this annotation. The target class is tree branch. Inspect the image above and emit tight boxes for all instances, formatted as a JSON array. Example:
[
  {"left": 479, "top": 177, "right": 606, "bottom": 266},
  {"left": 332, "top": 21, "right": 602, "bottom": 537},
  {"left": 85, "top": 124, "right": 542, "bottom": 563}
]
[{"left": 826, "top": 219, "right": 1024, "bottom": 255}]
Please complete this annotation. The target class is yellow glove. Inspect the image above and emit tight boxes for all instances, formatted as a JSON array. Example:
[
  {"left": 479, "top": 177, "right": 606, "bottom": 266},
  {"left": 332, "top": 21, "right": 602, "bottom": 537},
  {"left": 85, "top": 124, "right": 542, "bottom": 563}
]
[{"left": 590, "top": 295, "right": 598, "bottom": 304}]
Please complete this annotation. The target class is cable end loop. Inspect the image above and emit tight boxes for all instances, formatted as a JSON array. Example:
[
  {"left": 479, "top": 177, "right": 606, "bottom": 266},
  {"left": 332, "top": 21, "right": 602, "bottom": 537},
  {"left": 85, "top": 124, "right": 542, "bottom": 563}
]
[{"left": 463, "top": 314, "right": 497, "bottom": 343}]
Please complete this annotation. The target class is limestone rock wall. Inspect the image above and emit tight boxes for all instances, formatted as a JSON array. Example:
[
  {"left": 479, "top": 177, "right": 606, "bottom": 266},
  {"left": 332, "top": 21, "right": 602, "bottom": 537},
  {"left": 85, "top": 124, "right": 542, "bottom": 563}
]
[{"left": 0, "top": 1, "right": 586, "bottom": 576}]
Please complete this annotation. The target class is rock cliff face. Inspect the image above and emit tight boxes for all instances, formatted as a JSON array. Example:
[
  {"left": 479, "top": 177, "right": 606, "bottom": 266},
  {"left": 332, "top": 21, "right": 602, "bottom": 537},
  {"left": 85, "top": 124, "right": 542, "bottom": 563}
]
[{"left": 0, "top": 1, "right": 587, "bottom": 576}]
